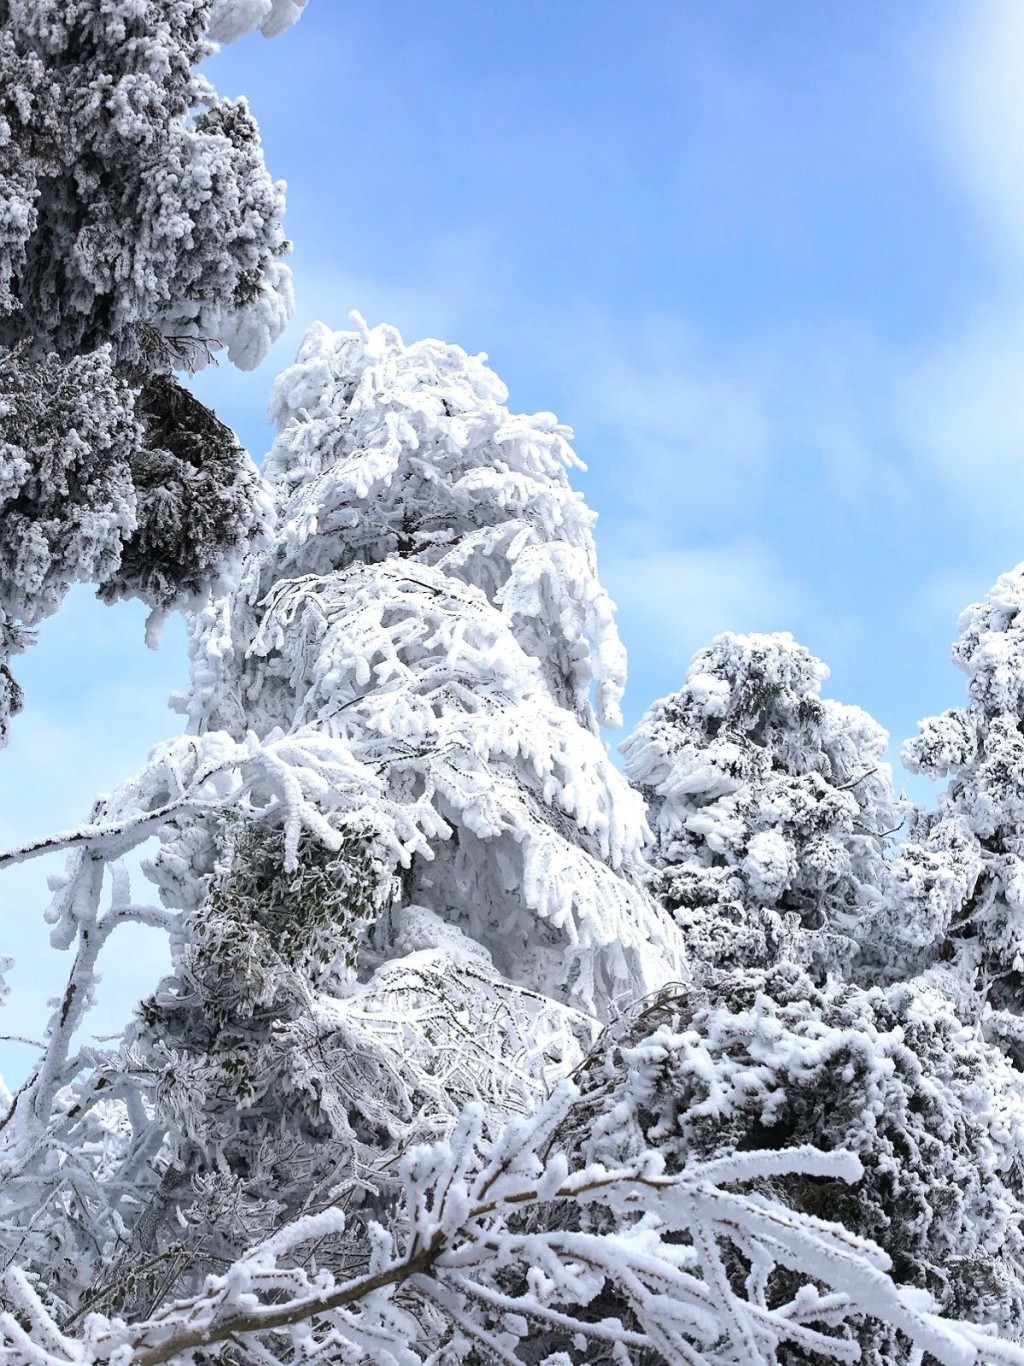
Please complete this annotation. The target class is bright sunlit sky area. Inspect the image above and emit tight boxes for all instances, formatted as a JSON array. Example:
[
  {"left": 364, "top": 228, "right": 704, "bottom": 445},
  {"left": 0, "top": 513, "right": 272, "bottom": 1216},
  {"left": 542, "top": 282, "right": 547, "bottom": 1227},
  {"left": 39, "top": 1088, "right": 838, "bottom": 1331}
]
[{"left": 4, "top": 0, "right": 1024, "bottom": 1077}]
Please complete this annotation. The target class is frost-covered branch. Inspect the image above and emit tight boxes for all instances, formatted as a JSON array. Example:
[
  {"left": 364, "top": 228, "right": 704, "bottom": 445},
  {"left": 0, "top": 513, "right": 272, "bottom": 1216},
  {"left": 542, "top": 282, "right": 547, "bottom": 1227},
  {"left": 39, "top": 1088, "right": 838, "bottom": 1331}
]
[
  {"left": 3, "top": 1084, "right": 1020, "bottom": 1366},
  {"left": 0, "top": 728, "right": 381, "bottom": 876}
]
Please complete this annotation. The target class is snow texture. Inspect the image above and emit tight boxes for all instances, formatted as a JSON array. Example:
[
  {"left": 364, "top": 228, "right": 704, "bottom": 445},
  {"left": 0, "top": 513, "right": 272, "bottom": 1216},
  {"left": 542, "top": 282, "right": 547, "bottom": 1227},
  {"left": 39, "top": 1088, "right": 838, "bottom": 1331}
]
[
  {"left": 623, "top": 631, "right": 904, "bottom": 980},
  {"left": 3, "top": 26, "right": 1024, "bottom": 1350},
  {"left": 901, "top": 562, "right": 1024, "bottom": 1050},
  {"left": 208, "top": 0, "right": 309, "bottom": 40},
  {"left": 0, "top": 0, "right": 294, "bottom": 744}
]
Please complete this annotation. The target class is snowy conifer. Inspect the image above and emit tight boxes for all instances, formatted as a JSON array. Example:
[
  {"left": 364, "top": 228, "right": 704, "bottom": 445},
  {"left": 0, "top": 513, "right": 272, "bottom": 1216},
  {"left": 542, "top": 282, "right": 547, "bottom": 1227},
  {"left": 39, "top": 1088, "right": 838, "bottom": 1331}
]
[
  {"left": 901, "top": 562, "right": 1024, "bottom": 1047},
  {"left": 182, "top": 316, "right": 672, "bottom": 1013},
  {"left": 0, "top": 317, "right": 685, "bottom": 1330},
  {"left": 623, "top": 631, "right": 903, "bottom": 979},
  {"left": 0, "top": 0, "right": 299, "bottom": 742},
  {"left": 561, "top": 965, "right": 1024, "bottom": 1366}
]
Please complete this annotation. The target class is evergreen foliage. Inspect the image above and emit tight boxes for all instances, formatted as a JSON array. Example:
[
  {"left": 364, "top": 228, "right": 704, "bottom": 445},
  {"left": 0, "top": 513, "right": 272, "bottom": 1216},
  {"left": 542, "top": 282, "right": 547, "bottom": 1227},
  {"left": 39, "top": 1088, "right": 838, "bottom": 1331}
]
[
  {"left": 902, "top": 563, "right": 1024, "bottom": 1052},
  {"left": 622, "top": 631, "right": 903, "bottom": 980},
  {"left": 563, "top": 966, "right": 1024, "bottom": 1364}
]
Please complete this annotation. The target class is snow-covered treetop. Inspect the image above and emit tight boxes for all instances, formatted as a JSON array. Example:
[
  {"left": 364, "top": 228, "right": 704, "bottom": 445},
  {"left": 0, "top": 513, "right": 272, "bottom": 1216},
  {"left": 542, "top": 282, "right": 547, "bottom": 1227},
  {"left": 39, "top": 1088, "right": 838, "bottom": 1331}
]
[
  {"left": 905, "top": 563, "right": 1024, "bottom": 783},
  {"left": 0, "top": 0, "right": 294, "bottom": 374},
  {"left": 624, "top": 631, "right": 902, "bottom": 975},
  {"left": 179, "top": 317, "right": 676, "bottom": 1012},
  {"left": 253, "top": 316, "right": 627, "bottom": 729}
]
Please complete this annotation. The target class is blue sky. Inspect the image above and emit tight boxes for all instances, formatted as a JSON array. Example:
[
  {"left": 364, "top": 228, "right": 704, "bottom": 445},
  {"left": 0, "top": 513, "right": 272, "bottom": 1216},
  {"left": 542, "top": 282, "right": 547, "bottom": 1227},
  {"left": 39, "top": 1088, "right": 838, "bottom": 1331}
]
[{"left": 4, "top": 0, "right": 1024, "bottom": 1076}]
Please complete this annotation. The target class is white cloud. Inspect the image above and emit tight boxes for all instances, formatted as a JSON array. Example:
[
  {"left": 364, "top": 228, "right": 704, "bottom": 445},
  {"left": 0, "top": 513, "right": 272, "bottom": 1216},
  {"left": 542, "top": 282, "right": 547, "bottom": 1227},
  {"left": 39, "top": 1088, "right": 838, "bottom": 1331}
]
[
  {"left": 930, "top": 0, "right": 1024, "bottom": 267},
  {"left": 898, "top": 313, "right": 1024, "bottom": 519},
  {"left": 889, "top": 3, "right": 1024, "bottom": 530},
  {"left": 541, "top": 312, "right": 777, "bottom": 528}
]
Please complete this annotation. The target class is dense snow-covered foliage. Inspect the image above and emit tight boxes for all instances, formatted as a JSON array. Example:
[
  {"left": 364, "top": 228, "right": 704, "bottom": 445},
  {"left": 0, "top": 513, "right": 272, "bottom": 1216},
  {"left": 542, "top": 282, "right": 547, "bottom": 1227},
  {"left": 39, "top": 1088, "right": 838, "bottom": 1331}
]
[
  {"left": 562, "top": 967, "right": 1024, "bottom": 1365},
  {"left": 623, "top": 632, "right": 904, "bottom": 979},
  {"left": 902, "top": 562, "right": 1024, "bottom": 1044},
  {"left": 181, "top": 317, "right": 669, "bottom": 1012},
  {"left": 5, "top": 11, "right": 1024, "bottom": 1360},
  {"left": 0, "top": 0, "right": 293, "bottom": 371},
  {"left": 7, "top": 1076, "right": 1021, "bottom": 1366},
  {"left": 0, "top": 351, "right": 267, "bottom": 742},
  {"left": 5, "top": 318, "right": 1024, "bottom": 1362},
  {"left": 0, "top": 0, "right": 299, "bottom": 744},
  {"left": 0, "top": 347, "right": 138, "bottom": 741}
]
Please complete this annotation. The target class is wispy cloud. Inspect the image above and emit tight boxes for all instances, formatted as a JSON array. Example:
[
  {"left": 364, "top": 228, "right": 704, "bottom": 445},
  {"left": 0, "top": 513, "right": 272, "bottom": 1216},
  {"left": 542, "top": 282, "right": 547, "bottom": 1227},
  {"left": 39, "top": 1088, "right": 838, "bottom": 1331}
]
[
  {"left": 891, "top": 2, "right": 1024, "bottom": 535},
  {"left": 562, "top": 315, "right": 776, "bottom": 532}
]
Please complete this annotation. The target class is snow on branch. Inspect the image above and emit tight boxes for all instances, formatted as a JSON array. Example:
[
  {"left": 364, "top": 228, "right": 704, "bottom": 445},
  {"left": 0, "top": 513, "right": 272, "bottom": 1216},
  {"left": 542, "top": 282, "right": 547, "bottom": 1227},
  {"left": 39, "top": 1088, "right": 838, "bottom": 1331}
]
[
  {"left": 208, "top": 0, "right": 310, "bottom": 42},
  {"left": 0, "top": 726, "right": 387, "bottom": 878},
  {"left": 4, "top": 1083, "right": 1022, "bottom": 1366}
]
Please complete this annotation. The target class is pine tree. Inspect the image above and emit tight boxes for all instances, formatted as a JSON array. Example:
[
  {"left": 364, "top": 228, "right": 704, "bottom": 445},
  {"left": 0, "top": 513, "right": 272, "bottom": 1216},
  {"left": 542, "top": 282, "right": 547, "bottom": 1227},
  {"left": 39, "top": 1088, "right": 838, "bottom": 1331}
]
[
  {"left": 0, "top": 0, "right": 303, "bottom": 743},
  {"left": 901, "top": 561, "right": 1024, "bottom": 1050},
  {"left": 139, "top": 315, "right": 684, "bottom": 1234},
  {"left": 0, "top": 316, "right": 685, "bottom": 1331},
  {"left": 622, "top": 630, "right": 903, "bottom": 980}
]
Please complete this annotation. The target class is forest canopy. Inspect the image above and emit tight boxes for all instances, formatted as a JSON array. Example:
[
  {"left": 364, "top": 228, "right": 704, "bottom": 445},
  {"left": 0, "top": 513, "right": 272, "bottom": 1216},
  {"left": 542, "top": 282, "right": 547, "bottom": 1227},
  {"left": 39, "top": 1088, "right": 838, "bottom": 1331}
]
[{"left": 2, "top": 4, "right": 1024, "bottom": 1365}]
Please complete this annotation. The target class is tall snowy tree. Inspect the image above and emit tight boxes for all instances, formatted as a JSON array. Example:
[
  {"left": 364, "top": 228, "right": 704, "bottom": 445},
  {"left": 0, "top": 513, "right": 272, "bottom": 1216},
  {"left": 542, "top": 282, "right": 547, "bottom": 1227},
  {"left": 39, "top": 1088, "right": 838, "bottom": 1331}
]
[
  {"left": 0, "top": 317, "right": 683, "bottom": 1334},
  {"left": 0, "top": 0, "right": 307, "bottom": 743},
  {"left": 181, "top": 315, "right": 669, "bottom": 1010},
  {"left": 134, "top": 317, "right": 685, "bottom": 1241},
  {"left": 901, "top": 561, "right": 1024, "bottom": 1051},
  {"left": 622, "top": 631, "right": 904, "bottom": 980}
]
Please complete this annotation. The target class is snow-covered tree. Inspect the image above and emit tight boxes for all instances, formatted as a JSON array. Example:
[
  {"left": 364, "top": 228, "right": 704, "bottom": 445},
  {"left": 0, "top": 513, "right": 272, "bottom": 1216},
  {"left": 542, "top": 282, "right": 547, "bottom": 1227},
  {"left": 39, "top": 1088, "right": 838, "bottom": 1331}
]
[
  {"left": 136, "top": 318, "right": 684, "bottom": 1252},
  {"left": 181, "top": 316, "right": 671, "bottom": 1013},
  {"left": 622, "top": 631, "right": 904, "bottom": 980},
  {"left": 558, "top": 964, "right": 1024, "bottom": 1366},
  {"left": 0, "top": 0, "right": 306, "bottom": 743},
  {"left": 901, "top": 562, "right": 1024, "bottom": 1046},
  {"left": 0, "top": 318, "right": 685, "bottom": 1331}
]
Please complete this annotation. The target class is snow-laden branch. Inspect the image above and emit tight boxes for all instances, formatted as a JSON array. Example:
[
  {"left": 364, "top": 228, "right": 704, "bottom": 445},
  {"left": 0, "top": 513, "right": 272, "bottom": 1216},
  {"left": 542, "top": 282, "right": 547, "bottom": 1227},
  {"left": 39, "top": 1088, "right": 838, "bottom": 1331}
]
[
  {"left": 0, "top": 727, "right": 385, "bottom": 877},
  {"left": 208, "top": 0, "right": 310, "bottom": 42},
  {"left": 5, "top": 1083, "right": 1022, "bottom": 1366}
]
